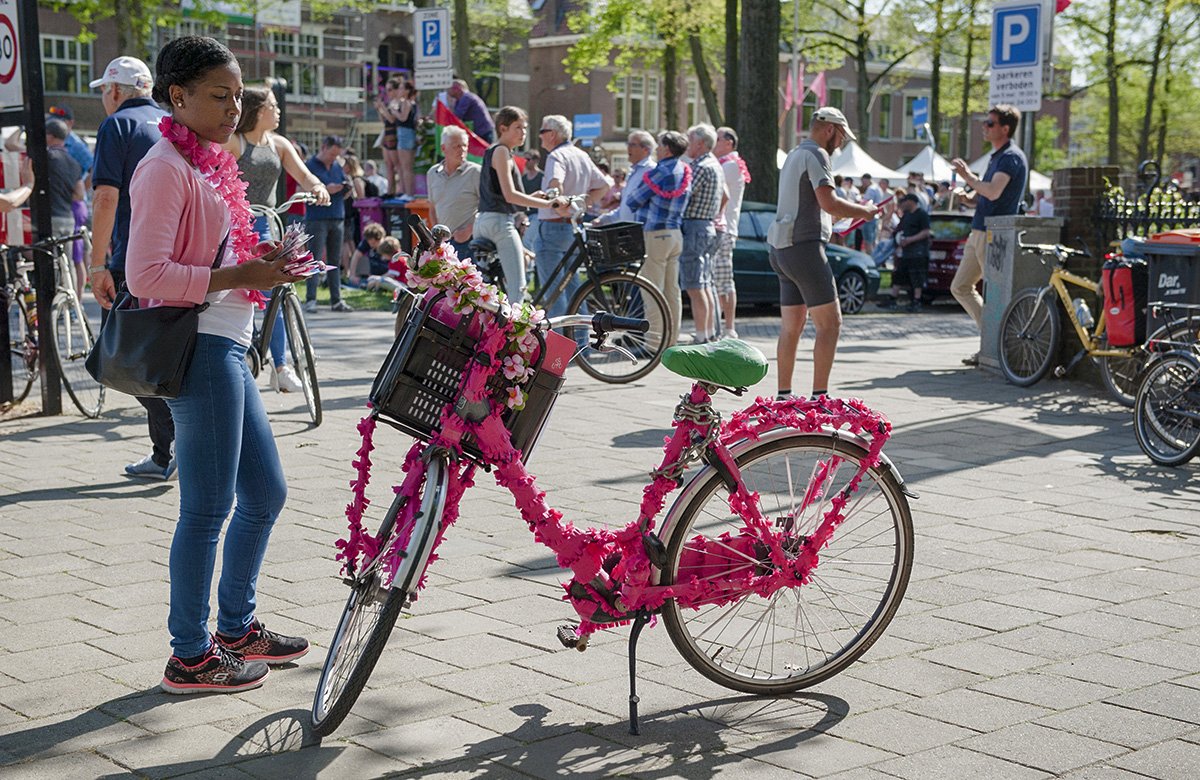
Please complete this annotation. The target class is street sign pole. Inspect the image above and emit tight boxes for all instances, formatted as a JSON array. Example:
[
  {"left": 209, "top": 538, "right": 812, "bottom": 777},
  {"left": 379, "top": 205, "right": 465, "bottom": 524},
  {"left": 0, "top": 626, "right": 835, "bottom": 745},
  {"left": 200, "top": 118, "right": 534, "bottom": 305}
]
[
  {"left": 16, "top": 0, "right": 61, "bottom": 415},
  {"left": 414, "top": 8, "right": 453, "bottom": 94}
]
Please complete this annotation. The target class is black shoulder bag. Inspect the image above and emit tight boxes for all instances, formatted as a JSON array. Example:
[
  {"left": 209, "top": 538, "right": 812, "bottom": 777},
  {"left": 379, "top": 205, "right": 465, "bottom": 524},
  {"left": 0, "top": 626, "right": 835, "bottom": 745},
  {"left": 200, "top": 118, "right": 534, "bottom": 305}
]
[{"left": 85, "top": 233, "right": 229, "bottom": 399}]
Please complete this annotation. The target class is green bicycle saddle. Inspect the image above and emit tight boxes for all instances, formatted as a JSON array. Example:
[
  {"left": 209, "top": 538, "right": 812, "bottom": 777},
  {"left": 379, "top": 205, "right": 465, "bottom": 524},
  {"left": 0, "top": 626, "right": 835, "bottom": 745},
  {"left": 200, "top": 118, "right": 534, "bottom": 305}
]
[{"left": 661, "top": 339, "right": 769, "bottom": 388}]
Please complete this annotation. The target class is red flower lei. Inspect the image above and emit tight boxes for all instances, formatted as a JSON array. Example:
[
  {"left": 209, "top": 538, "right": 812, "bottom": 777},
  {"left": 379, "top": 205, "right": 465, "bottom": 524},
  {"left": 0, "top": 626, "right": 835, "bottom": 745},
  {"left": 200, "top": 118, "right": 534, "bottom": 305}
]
[
  {"left": 158, "top": 116, "right": 265, "bottom": 306},
  {"left": 643, "top": 159, "right": 692, "bottom": 199},
  {"left": 719, "top": 151, "right": 752, "bottom": 184}
]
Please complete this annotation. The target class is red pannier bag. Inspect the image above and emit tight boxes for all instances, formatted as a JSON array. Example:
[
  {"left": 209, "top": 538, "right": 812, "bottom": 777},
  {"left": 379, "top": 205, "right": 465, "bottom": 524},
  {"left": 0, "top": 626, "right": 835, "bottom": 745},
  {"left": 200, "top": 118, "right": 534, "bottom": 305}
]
[{"left": 1101, "top": 257, "right": 1148, "bottom": 347}]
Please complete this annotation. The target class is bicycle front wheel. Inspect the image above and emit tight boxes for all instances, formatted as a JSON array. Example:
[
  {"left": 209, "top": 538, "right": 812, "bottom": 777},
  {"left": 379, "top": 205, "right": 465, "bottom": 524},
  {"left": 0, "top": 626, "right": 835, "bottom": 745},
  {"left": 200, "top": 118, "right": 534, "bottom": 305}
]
[
  {"left": 52, "top": 297, "right": 104, "bottom": 418},
  {"left": 6, "top": 296, "right": 35, "bottom": 405},
  {"left": 311, "top": 454, "right": 448, "bottom": 736},
  {"left": 282, "top": 292, "right": 321, "bottom": 427},
  {"left": 1134, "top": 351, "right": 1200, "bottom": 467},
  {"left": 661, "top": 434, "right": 913, "bottom": 695},
  {"left": 565, "top": 272, "right": 672, "bottom": 384},
  {"left": 999, "top": 287, "right": 1060, "bottom": 387}
]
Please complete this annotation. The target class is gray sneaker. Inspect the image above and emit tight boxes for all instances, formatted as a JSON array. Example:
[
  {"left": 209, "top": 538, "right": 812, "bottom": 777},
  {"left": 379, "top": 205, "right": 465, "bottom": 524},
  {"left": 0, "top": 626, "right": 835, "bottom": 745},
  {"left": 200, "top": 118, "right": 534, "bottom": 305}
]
[
  {"left": 330, "top": 301, "right": 354, "bottom": 313},
  {"left": 303, "top": 300, "right": 318, "bottom": 313},
  {"left": 125, "top": 454, "right": 175, "bottom": 480}
]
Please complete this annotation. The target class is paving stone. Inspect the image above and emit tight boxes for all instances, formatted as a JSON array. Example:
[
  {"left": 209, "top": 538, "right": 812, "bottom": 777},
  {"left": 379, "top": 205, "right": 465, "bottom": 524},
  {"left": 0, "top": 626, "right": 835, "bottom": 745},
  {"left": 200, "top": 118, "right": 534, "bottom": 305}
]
[
  {"left": 1109, "top": 738, "right": 1200, "bottom": 778},
  {"left": 957, "top": 722, "right": 1127, "bottom": 774},
  {"left": 847, "top": 656, "right": 984, "bottom": 697},
  {"left": 1040, "top": 653, "right": 1183, "bottom": 689},
  {"left": 1037, "top": 701, "right": 1196, "bottom": 749},
  {"left": 824, "top": 709, "right": 974, "bottom": 754},
  {"left": 901, "top": 687, "right": 1052, "bottom": 733},
  {"left": 970, "top": 672, "right": 1119, "bottom": 711},
  {"left": 0, "top": 751, "right": 132, "bottom": 779},
  {"left": 872, "top": 744, "right": 1054, "bottom": 780},
  {"left": 1106, "top": 682, "right": 1200, "bottom": 726},
  {"left": 94, "top": 723, "right": 255, "bottom": 778},
  {"left": 931, "top": 600, "right": 1055, "bottom": 632},
  {"left": 915, "top": 641, "right": 1046, "bottom": 677}
]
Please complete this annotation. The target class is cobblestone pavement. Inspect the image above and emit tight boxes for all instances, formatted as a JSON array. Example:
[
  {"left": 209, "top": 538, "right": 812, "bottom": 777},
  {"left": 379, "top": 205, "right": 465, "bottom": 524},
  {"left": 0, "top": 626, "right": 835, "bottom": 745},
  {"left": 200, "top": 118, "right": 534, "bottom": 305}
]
[{"left": 2, "top": 306, "right": 1199, "bottom": 779}]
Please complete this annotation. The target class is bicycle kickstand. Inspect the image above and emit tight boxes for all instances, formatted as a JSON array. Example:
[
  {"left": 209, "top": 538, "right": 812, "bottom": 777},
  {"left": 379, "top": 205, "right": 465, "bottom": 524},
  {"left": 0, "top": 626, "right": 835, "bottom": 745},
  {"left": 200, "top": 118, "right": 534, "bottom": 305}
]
[{"left": 627, "top": 610, "right": 652, "bottom": 736}]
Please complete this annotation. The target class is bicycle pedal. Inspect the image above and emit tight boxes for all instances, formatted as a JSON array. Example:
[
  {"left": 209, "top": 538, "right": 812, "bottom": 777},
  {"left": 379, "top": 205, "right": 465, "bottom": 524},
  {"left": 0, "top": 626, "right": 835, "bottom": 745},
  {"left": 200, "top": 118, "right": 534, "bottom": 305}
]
[
  {"left": 556, "top": 624, "right": 588, "bottom": 652},
  {"left": 1053, "top": 365, "right": 1067, "bottom": 378}
]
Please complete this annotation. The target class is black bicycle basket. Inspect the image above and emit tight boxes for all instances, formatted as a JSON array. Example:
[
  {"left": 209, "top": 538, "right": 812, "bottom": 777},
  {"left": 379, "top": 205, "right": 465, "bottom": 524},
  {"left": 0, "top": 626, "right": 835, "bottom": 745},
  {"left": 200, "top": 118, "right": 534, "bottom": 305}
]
[
  {"left": 369, "top": 290, "right": 567, "bottom": 462},
  {"left": 585, "top": 221, "right": 645, "bottom": 272}
]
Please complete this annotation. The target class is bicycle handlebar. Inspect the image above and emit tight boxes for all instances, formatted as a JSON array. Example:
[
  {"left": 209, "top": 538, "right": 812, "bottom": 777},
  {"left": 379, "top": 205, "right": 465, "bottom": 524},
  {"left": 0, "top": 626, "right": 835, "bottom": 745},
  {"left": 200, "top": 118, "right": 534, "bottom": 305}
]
[
  {"left": 592, "top": 312, "right": 649, "bottom": 333},
  {"left": 1016, "top": 230, "right": 1085, "bottom": 258}
]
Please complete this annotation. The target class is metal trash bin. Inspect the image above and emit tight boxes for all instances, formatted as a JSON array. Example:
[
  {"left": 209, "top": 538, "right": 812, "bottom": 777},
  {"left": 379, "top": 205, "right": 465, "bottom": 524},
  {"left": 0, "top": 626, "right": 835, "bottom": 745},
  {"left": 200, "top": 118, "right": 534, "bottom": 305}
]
[
  {"left": 979, "top": 215, "right": 1065, "bottom": 371},
  {"left": 1142, "top": 232, "right": 1200, "bottom": 334}
]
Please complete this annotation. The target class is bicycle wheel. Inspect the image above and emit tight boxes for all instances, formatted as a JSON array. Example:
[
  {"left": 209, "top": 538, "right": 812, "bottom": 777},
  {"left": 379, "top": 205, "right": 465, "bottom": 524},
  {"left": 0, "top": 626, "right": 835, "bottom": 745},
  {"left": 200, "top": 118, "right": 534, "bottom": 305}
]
[
  {"left": 661, "top": 434, "right": 913, "bottom": 695},
  {"left": 999, "top": 287, "right": 1060, "bottom": 387},
  {"left": 282, "top": 292, "right": 322, "bottom": 427},
  {"left": 1133, "top": 351, "right": 1200, "bottom": 466},
  {"left": 52, "top": 297, "right": 104, "bottom": 418},
  {"left": 6, "top": 296, "right": 35, "bottom": 405},
  {"left": 1096, "top": 338, "right": 1142, "bottom": 408},
  {"left": 311, "top": 455, "right": 448, "bottom": 736},
  {"left": 564, "top": 272, "right": 672, "bottom": 384}
]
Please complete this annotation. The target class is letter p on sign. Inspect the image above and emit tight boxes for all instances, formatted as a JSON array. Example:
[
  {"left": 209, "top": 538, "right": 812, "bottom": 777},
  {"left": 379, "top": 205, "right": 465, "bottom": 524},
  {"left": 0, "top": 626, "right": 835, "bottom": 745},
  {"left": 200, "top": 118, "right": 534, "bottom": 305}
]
[{"left": 992, "top": 5, "right": 1041, "bottom": 68}]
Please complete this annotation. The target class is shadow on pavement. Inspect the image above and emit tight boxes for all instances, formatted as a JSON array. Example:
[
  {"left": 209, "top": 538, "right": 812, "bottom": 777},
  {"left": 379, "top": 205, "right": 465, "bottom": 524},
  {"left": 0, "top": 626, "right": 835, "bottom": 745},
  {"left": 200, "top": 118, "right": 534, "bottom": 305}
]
[{"left": 0, "top": 479, "right": 173, "bottom": 504}]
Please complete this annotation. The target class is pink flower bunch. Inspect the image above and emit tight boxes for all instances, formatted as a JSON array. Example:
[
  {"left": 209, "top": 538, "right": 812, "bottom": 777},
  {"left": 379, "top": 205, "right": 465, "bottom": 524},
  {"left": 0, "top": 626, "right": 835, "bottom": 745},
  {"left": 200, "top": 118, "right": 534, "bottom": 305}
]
[{"left": 159, "top": 116, "right": 265, "bottom": 307}]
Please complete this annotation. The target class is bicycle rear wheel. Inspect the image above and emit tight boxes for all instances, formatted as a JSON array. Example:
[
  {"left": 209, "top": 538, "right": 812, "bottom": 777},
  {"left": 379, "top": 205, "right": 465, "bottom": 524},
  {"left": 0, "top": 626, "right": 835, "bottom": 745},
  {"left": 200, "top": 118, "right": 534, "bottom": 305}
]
[
  {"left": 661, "top": 434, "right": 913, "bottom": 695},
  {"left": 311, "top": 454, "right": 448, "bottom": 736},
  {"left": 52, "top": 296, "right": 104, "bottom": 418},
  {"left": 6, "top": 296, "right": 35, "bottom": 405},
  {"left": 1096, "top": 338, "right": 1141, "bottom": 408},
  {"left": 1134, "top": 351, "right": 1200, "bottom": 466},
  {"left": 282, "top": 292, "right": 321, "bottom": 426},
  {"left": 565, "top": 272, "right": 672, "bottom": 384},
  {"left": 999, "top": 287, "right": 1060, "bottom": 387}
]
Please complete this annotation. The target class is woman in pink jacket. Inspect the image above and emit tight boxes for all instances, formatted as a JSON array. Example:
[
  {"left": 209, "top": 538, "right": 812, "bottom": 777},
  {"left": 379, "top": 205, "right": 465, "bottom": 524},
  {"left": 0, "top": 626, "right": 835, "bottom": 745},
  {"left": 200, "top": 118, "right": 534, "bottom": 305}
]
[{"left": 125, "top": 36, "right": 308, "bottom": 695}]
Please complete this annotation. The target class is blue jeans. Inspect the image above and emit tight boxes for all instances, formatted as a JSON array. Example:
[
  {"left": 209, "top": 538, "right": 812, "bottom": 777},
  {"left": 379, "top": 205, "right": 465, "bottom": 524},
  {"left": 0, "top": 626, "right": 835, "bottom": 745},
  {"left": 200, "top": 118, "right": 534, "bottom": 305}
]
[
  {"left": 532, "top": 219, "right": 578, "bottom": 318},
  {"left": 253, "top": 215, "right": 287, "bottom": 368},
  {"left": 680, "top": 219, "right": 716, "bottom": 290},
  {"left": 474, "top": 211, "right": 526, "bottom": 303},
  {"left": 165, "top": 335, "right": 288, "bottom": 657},
  {"left": 305, "top": 218, "right": 344, "bottom": 305}
]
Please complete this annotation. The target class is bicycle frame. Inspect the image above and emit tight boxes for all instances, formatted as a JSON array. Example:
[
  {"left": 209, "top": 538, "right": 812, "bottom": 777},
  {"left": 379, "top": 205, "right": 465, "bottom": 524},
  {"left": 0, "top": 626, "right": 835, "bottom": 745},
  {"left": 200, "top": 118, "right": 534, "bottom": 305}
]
[
  {"left": 531, "top": 220, "right": 645, "bottom": 313},
  {"left": 1041, "top": 265, "right": 1133, "bottom": 359}
]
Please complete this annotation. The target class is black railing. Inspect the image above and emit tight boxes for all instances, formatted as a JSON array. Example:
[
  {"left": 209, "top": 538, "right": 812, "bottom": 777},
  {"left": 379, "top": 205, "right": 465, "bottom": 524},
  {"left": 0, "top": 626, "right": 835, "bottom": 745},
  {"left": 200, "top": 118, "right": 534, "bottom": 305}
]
[{"left": 1096, "top": 160, "right": 1200, "bottom": 247}]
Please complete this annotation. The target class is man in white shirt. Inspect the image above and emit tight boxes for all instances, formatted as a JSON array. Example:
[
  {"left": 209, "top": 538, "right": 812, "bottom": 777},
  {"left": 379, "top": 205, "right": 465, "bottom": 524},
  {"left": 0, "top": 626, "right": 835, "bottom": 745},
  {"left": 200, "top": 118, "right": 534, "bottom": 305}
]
[
  {"left": 598, "top": 130, "right": 655, "bottom": 225},
  {"left": 712, "top": 126, "right": 749, "bottom": 339},
  {"left": 532, "top": 114, "right": 612, "bottom": 317},
  {"left": 427, "top": 126, "right": 482, "bottom": 259},
  {"left": 859, "top": 173, "right": 885, "bottom": 252}
]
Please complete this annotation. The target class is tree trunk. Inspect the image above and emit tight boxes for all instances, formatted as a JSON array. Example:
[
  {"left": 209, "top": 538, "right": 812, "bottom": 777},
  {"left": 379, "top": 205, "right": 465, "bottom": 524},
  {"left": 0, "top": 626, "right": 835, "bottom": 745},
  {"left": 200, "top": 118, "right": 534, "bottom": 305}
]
[
  {"left": 738, "top": 0, "right": 779, "bottom": 202},
  {"left": 929, "top": 0, "right": 945, "bottom": 143},
  {"left": 1155, "top": 51, "right": 1171, "bottom": 167},
  {"left": 664, "top": 46, "right": 679, "bottom": 131},
  {"left": 689, "top": 36, "right": 724, "bottom": 127},
  {"left": 1105, "top": 0, "right": 1119, "bottom": 165},
  {"left": 725, "top": 0, "right": 739, "bottom": 128},
  {"left": 957, "top": 0, "right": 978, "bottom": 159},
  {"left": 1138, "top": 5, "right": 1169, "bottom": 167},
  {"left": 454, "top": 0, "right": 473, "bottom": 85}
]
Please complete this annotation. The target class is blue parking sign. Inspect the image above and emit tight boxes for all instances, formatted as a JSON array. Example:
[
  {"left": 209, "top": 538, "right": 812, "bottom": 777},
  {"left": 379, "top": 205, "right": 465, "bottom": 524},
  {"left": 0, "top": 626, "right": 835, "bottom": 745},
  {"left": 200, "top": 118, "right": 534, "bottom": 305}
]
[
  {"left": 993, "top": 4, "right": 1041, "bottom": 68},
  {"left": 422, "top": 20, "right": 441, "bottom": 58},
  {"left": 413, "top": 9, "right": 451, "bottom": 71}
]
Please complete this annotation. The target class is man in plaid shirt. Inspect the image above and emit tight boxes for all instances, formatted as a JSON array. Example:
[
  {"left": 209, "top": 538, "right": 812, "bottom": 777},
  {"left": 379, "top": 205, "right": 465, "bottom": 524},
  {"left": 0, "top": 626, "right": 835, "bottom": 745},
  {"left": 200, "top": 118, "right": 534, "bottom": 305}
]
[
  {"left": 680, "top": 123, "right": 728, "bottom": 343},
  {"left": 624, "top": 130, "right": 692, "bottom": 344}
]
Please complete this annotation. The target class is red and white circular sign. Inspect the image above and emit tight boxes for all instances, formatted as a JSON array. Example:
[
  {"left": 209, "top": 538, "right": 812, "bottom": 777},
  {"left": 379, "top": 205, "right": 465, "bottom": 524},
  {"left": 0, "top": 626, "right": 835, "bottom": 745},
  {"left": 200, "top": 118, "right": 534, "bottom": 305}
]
[{"left": 0, "top": 12, "right": 18, "bottom": 85}]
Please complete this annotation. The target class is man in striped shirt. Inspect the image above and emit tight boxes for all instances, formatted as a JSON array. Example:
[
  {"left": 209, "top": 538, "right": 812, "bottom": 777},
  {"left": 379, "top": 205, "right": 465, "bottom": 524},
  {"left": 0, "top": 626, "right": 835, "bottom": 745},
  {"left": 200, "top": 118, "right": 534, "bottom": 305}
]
[
  {"left": 624, "top": 130, "right": 692, "bottom": 343},
  {"left": 680, "top": 124, "right": 728, "bottom": 343}
]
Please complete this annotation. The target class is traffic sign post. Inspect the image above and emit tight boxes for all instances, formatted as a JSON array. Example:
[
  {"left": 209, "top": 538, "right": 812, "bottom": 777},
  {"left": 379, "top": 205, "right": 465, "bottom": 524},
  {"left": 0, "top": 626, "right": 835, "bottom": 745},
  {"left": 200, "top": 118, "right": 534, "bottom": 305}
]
[
  {"left": 0, "top": 0, "right": 22, "bottom": 110},
  {"left": 414, "top": 8, "right": 453, "bottom": 92},
  {"left": 911, "top": 97, "right": 928, "bottom": 137},
  {"left": 989, "top": 0, "right": 1052, "bottom": 111}
]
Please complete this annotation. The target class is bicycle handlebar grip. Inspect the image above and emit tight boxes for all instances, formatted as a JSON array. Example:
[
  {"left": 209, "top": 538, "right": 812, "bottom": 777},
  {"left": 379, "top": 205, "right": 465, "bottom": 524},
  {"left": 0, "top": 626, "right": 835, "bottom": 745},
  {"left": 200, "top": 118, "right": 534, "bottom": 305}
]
[
  {"left": 408, "top": 215, "right": 434, "bottom": 253},
  {"left": 593, "top": 312, "right": 649, "bottom": 333}
]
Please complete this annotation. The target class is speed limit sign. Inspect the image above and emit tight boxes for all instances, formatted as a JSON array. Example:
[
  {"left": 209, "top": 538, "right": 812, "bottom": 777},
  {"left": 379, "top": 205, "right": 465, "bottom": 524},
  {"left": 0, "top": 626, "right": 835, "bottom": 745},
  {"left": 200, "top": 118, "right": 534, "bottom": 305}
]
[{"left": 0, "top": 1, "right": 22, "bottom": 109}]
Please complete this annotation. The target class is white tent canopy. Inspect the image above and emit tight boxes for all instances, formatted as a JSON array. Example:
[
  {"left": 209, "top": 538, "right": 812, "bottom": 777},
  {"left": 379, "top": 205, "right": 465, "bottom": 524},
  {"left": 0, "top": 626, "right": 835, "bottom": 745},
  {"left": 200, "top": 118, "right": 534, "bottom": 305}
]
[
  {"left": 829, "top": 141, "right": 904, "bottom": 181},
  {"left": 969, "top": 151, "right": 1052, "bottom": 192},
  {"left": 898, "top": 145, "right": 956, "bottom": 182}
]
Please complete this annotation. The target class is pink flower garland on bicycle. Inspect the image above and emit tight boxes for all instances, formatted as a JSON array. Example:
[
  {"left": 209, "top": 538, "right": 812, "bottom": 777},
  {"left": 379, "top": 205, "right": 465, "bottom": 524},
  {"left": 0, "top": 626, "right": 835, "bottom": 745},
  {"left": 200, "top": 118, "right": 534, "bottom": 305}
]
[{"left": 158, "top": 116, "right": 265, "bottom": 307}]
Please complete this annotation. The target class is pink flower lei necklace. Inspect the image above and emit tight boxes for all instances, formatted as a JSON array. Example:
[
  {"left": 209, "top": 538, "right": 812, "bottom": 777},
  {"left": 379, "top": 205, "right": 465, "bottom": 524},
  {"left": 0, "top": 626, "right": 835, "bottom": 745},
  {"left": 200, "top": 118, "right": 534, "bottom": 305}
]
[{"left": 159, "top": 115, "right": 265, "bottom": 306}]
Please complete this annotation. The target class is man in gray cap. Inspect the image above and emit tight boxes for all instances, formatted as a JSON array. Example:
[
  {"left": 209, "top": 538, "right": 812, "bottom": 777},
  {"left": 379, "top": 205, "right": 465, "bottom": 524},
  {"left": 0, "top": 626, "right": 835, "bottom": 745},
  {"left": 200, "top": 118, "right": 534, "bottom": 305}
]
[
  {"left": 88, "top": 56, "right": 178, "bottom": 480},
  {"left": 767, "top": 106, "right": 879, "bottom": 399}
]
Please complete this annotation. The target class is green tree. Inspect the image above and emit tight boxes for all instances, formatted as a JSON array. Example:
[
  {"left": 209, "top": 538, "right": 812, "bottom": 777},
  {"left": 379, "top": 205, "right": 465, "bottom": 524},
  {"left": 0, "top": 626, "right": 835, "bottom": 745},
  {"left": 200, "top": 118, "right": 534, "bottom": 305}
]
[
  {"left": 453, "top": 0, "right": 536, "bottom": 88},
  {"left": 739, "top": 0, "right": 779, "bottom": 200}
]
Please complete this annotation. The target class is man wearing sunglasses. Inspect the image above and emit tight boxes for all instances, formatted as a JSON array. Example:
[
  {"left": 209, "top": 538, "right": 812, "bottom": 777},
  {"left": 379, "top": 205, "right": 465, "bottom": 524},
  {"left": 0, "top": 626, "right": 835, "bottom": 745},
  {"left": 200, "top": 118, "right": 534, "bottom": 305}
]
[{"left": 950, "top": 104, "right": 1028, "bottom": 366}]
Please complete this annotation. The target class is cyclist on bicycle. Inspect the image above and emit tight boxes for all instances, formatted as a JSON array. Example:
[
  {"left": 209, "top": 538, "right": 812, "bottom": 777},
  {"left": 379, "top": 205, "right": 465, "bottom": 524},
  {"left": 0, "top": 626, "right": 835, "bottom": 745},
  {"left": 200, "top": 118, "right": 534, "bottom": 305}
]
[{"left": 530, "top": 114, "right": 612, "bottom": 316}]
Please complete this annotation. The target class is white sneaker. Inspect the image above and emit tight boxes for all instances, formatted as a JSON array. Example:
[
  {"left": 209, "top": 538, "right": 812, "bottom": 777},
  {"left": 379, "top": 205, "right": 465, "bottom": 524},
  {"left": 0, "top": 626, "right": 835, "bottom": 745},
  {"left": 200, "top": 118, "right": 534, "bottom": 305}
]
[
  {"left": 303, "top": 300, "right": 318, "bottom": 313},
  {"left": 273, "top": 364, "right": 304, "bottom": 393}
]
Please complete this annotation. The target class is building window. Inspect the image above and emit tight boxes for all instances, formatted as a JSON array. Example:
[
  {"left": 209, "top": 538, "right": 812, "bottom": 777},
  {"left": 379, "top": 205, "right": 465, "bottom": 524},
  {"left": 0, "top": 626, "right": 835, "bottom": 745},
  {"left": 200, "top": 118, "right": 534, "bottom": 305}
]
[
  {"left": 686, "top": 79, "right": 707, "bottom": 128},
  {"left": 615, "top": 75, "right": 659, "bottom": 132},
  {"left": 173, "top": 19, "right": 225, "bottom": 41},
  {"left": 42, "top": 36, "right": 92, "bottom": 94},
  {"left": 903, "top": 95, "right": 927, "bottom": 140},
  {"left": 270, "top": 31, "right": 323, "bottom": 101},
  {"left": 802, "top": 92, "right": 816, "bottom": 132},
  {"left": 877, "top": 94, "right": 891, "bottom": 139},
  {"left": 828, "top": 88, "right": 844, "bottom": 111}
]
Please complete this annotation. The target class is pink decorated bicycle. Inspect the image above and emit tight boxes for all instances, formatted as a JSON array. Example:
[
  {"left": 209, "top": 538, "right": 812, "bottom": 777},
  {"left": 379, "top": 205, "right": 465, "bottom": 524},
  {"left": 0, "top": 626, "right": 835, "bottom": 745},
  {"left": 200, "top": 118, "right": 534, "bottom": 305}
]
[{"left": 310, "top": 219, "right": 916, "bottom": 737}]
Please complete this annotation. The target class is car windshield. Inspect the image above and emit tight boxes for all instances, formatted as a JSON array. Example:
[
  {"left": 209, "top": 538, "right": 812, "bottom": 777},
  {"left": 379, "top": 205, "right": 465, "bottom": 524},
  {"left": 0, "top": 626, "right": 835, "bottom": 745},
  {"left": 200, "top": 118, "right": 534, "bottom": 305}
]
[{"left": 930, "top": 217, "right": 972, "bottom": 242}]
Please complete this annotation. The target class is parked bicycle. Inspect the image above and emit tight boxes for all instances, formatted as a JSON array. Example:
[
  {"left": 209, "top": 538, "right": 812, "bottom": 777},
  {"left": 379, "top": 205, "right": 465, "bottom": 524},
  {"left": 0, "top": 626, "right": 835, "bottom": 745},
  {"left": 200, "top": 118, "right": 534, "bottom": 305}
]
[
  {"left": 998, "top": 235, "right": 1146, "bottom": 405},
  {"left": 469, "top": 198, "right": 672, "bottom": 383},
  {"left": 1133, "top": 302, "right": 1200, "bottom": 466},
  {"left": 3, "top": 229, "right": 105, "bottom": 417},
  {"left": 246, "top": 192, "right": 321, "bottom": 426},
  {"left": 310, "top": 218, "right": 915, "bottom": 737}
]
